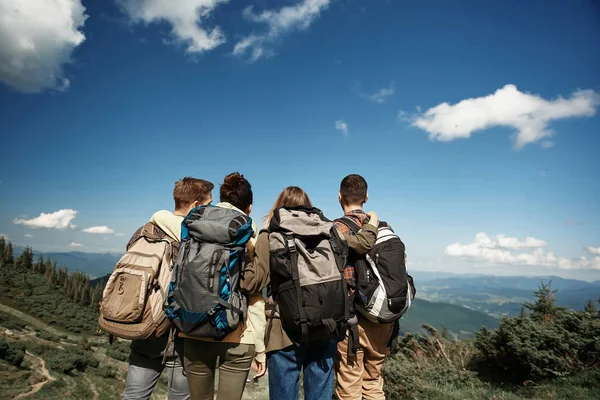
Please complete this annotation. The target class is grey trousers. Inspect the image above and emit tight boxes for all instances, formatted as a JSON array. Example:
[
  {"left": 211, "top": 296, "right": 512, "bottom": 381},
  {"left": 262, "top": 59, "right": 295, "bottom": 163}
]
[{"left": 123, "top": 336, "right": 190, "bottom": 400}]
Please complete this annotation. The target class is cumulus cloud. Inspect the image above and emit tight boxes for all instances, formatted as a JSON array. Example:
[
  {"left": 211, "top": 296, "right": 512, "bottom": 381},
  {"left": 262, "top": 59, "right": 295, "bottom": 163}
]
[
  {"left": 335, "top": 120, "right": 349, "bottom": 136},
  {"left": 365, "top": 82, "right": 396, "bottom": 104},
  {"left": 446, "top": 232, "right": 600, "bottom": 271},
  {"left": 13, "top": 209, "right": 77, "bottom": 230},
  {"left": 118, "top": 0, "right": 227, "bottom": 53},
  {"left": 115, "top": 232, "right": 125, "bottom": 237},
  {"left": 82, "top": 226, "right": 115, "bottom": 234},
  {"left": 406, "top": 84, "right": 600, "bottom": 150},
  {"left": 233, "top": 0, "right": 331, "bottom": 62},
  {"left": 0, "top": 0, "right": 87, "bottom": 93},
  {"left": 24, "top": 234, "right": 33, "bottom": 238},
  {"left": 69, "top": 242, "right": 83, "bottom": 247},
  {"left": 587, "top": 246, "right": 600, "bottom": 256}
]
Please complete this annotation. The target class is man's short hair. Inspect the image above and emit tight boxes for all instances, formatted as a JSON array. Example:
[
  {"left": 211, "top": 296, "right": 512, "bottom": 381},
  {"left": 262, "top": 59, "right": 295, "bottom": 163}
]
[
  {"left": 340, "top": 174, "right": 368, "bottom": 205},
  {"left": 173, "top": 177, "right": 214, "bottom": 209}
]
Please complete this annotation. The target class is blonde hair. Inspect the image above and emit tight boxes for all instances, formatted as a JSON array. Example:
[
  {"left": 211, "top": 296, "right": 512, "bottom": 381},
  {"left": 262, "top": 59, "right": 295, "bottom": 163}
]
[{"left": 264, "top": 186, "right": 313, "bottom": 227}]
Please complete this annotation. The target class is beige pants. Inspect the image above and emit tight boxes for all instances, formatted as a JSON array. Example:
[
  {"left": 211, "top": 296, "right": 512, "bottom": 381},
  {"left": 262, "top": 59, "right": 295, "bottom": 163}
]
[
  {"left": 183, "top": 340, "right": 254, "bottom": 400},
  {"left": 335, "top": 318, "right": 394, "bottom": 400}
]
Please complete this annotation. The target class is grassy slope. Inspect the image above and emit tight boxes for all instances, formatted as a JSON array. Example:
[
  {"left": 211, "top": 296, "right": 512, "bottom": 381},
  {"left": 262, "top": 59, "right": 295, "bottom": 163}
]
[{"left": 400, "top": 298, "right": 499, "bottom": 337}]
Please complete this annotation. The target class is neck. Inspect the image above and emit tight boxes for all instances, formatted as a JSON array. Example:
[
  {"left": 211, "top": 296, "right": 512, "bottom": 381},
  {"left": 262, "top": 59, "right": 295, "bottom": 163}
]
[
  {"left": 342, "top": 204, "right": 364, "bottom": 215},
  {"left": 173, "top": 209, "right": 187, "bottom": 217}
]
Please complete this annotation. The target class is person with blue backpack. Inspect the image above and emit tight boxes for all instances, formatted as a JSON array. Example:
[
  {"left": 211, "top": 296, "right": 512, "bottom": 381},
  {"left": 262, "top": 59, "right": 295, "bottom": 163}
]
[
  {"left": 240, "top": 186, "right": 380, "bottom": 400},
  {"left": 165, "top": 172, "right": 267, "bottom": 400}
]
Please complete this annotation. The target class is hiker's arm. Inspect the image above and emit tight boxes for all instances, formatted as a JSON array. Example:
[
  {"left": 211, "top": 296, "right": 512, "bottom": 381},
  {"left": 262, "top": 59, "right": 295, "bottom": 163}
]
[
  {"left": 343, "top": 223, "right": 377, "bottom": 255},
  {"left": 241, "top": 232, "right": 270, "bottom": 294}
]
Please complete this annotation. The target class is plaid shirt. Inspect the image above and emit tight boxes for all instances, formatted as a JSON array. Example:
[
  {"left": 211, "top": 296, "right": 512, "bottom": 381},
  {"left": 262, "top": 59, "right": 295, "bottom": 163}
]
[{"left": 334, "top": 209, "right": 370, "bottom": 296}]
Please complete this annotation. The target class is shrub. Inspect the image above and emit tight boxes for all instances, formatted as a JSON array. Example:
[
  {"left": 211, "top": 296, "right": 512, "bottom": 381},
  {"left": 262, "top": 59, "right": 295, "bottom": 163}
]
[
  {"left": 96, "top": 364, "right": 118, "bottom": 379},
  {"left": 36, "top": 331, "right": 60, "bottom": 342},
  {"left": 475, "top": 293, "right": 600, "bottom": 383},
  {"left": 0, "top": 338, "right": 26, "bottom": 367}
]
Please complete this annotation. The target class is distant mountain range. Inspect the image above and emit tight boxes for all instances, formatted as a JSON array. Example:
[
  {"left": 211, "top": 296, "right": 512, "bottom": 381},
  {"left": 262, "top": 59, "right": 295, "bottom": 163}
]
[
  {"left": 415, "top": 273, "right": 600, "bottom": 318},
  {"left": 13, "top": 245, "right": 121, "bottom": 279}
]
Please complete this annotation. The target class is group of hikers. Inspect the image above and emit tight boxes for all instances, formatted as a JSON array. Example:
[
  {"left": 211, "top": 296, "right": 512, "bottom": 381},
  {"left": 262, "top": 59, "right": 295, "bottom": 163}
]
[{"left": 98, "top": 173, "right": 415, "bottom": 400}]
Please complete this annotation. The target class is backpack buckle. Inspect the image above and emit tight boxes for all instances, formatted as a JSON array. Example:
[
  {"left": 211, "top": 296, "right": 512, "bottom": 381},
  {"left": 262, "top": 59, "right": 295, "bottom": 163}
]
[{"left": 287, "top": 238, "right": 296, "bottom": 252}]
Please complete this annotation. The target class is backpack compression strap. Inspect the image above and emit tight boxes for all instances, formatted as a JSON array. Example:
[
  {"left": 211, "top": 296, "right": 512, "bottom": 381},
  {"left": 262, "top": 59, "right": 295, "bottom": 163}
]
[
  {"left": 337, "top": 216, "right": 362, "bottom": 358},
  {"left": 286, "top": 234, "right": 309, "bottom": 344}
]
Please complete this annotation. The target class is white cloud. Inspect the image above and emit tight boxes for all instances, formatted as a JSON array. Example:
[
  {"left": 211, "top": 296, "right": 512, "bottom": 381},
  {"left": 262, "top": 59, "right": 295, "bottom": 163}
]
[
  {"left": 69, "top": 242, "right": 83, "bottom": 247},
  {"left": 13, "top": 209, "right": 77, "bottom": 230},
  {"left": 24, "top": 234, "right": 33, "bottom": 238},
  {"left": 82, "top": 226, "right": 115, "bottom": 234},
  {"left": 407, "top": 84, "right": 600, "bottom": 150},
  {"left": 586, "top": 246, "right": 600, "bottom": 256},
  {"left": 118, "top": 0, "right": 227, "bottom": 54},
  {"left": 114, "top": 232, "right": 125, "bottom": 237},
  {"left": 233, "top": 0, "right": 331, "bottom": 62},
  {"left": 365, "top": 82, "right": 395, "bottom": 104},
  {"left": 335, "top": 120, "right": 349, "bottom": 136},
  {"left": 446, "top": 232, "right": 600, "bottom": 271},
  {"left": 0, "top": 0, "right": 87, "bottom": 93}
]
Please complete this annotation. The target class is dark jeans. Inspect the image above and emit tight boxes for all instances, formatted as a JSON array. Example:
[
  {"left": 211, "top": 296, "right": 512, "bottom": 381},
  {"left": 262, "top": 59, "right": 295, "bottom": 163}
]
[
  {"left": 183, "top": 339, "right": 255, "bottom": 400},
  {"left": 123, "top": 336, "right": 189, "bottom": 400},
  {"left": 267, "top": 340, "right": 337, "bottom": 400}
]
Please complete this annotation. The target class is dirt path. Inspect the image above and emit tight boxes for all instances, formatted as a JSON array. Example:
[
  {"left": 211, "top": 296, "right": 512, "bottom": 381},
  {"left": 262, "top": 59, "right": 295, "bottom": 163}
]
[
  {"left": 14, "top": 351, "right": 56, "bottom": 399},
  {"left": 84, "top": 376, "right": 100, "bottom": 400}
]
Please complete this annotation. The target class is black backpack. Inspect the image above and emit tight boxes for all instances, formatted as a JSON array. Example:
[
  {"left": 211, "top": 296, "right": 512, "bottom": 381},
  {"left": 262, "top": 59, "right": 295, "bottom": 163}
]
[
  {"left": 267, "top": 206, "right": 349, "bottom": 345},
  {"left": 337, "top": 217, "right": 416, "bottom": 323}
]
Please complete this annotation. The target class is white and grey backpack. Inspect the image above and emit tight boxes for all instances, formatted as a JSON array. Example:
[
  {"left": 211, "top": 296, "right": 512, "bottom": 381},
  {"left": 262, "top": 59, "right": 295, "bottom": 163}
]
[{"left": 338, "top": 217, "right": 416, "bottom": 323}]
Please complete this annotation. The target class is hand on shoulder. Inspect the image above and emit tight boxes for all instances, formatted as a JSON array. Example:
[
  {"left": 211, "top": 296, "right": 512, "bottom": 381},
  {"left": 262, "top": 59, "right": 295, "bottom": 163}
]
[{"left": 366, "top": 211, "right": 379, "bottom": 228}]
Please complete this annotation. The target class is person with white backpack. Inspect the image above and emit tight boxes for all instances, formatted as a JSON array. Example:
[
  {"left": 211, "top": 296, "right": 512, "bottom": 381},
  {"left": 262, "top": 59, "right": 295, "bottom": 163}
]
[
  {"left": 99, "top": 177, "right": 214, "bottom": 400},
  {"left": 333, "top": 174, "right": 416, "bottom": 400}
]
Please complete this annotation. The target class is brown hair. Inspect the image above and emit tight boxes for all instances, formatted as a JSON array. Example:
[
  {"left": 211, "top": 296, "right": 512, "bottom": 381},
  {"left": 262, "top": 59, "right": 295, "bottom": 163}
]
[
  {"left": 220, "top": 172, "right": 253, "bottom": 212},
  {"left": 173, "top": 177, "right": 214, "bottom": 210},
  {"left": 340, "top": 174, "right": 368, "bottom": 205},
  {"left": 265, "top": 186, "right": 313, "bottom": 226}
]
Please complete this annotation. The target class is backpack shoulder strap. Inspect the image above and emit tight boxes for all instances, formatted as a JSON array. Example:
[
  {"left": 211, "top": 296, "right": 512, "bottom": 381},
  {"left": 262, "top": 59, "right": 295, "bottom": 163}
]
[{"left": 336, "top": 216, "right": 362, "bottom": 235}]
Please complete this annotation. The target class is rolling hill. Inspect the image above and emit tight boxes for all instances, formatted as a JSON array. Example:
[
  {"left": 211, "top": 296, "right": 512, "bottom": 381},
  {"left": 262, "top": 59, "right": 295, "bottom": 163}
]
[{"left": 399, "top": 298, "right": 499, "bottom": 338}]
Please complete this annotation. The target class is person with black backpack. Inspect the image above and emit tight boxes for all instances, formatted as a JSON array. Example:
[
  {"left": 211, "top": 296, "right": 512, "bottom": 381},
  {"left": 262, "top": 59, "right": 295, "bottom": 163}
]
[
  {"left": 240, "top": 186, "right": 380, "bottom": 400},
  {"left": 165, "top": 172, "right": 267, "bottom": 400},
  {"left": 333, "top": 174, "right": 415, "bottom": 400}
]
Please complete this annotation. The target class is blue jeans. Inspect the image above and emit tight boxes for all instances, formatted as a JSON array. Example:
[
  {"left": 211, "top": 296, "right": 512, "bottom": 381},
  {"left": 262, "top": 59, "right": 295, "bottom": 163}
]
[
  {"left": 123, "top": 337, "right": 189, "bottom": 400},
  {"left": 267, "top": 340, "right": 337, "bottom": 400}
]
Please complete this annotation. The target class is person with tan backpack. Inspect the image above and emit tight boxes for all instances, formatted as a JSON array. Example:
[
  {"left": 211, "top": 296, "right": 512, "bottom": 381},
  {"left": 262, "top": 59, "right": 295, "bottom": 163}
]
[{"left": 98, "top": 177, "right": 214, "bottom": 400}]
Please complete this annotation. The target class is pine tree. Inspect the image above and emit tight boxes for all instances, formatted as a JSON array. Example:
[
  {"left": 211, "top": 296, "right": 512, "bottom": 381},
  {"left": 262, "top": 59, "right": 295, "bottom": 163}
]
[
  {"left": 18, "top": 246, "right": 34, "bottom": 270},
  {"left": 0, "top": 236, "right": 6, "bottom": 261},
  {"left": 524, "top": 280, "right": 564, "bottom": 323},
  {"left": 35, "top": 255, "right": 44, "bottom": 274},
  {"left": 519, "top": 307, "right": 526, "bottom": 318},
  {"left": 584, "top": 300, "right": 597, "bottom": 315},
  {"left": 3, "top": 242, "right": 14, "bottom": 265}
]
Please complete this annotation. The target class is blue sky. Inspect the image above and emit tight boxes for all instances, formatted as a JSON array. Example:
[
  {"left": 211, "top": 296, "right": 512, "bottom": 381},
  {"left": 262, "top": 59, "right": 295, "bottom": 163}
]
[{"left": 1, "top": 0, "right": 599, "bottom": 280}]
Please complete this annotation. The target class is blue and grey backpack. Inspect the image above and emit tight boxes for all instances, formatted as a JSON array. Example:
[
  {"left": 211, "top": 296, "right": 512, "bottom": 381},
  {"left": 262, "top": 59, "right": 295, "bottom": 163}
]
[{"left": 164, "top": 205, "right": 254, "bottom": 339}]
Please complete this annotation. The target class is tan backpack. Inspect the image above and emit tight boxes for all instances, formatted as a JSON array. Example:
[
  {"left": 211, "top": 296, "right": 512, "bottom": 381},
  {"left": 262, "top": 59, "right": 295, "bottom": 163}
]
[{"left": 98, "top": 223, "right": 176, "bottom": 340}]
